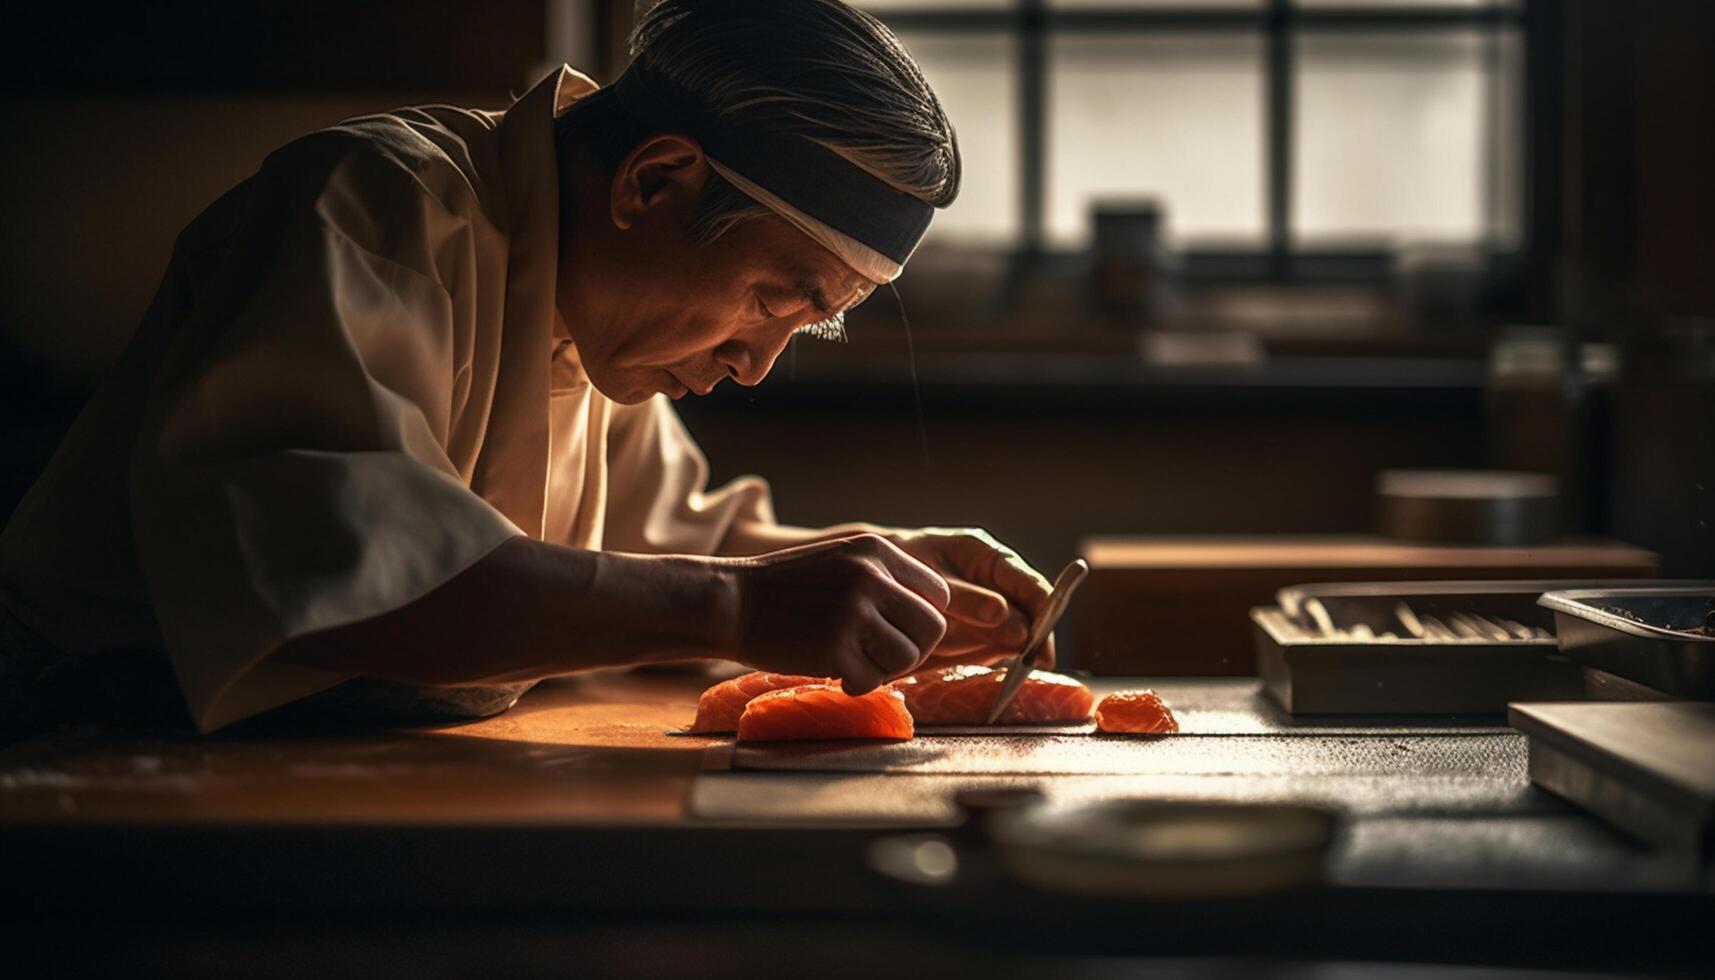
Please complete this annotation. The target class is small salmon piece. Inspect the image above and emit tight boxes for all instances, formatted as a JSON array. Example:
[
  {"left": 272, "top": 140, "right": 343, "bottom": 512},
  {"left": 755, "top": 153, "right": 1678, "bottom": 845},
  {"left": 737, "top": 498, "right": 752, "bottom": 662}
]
[
  {"left": 891, "top": 664, "right": 1094, "bottom": 725},
  {"left": 736, "top": 684, "right": 915, "bottom": 742},
  {"left": 1095, "top": 689, "right": 1179, "bottom": 734},
  {"left": 688, "top": 672, "right": 831, "bottom": 734}
]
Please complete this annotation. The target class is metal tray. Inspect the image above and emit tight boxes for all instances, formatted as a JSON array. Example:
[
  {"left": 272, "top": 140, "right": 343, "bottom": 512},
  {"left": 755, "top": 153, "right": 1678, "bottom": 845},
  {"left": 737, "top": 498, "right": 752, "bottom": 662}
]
[
  {"left": 1509, "top": 701, "right": 1715, "bottom": 858},
  {"left": 1538, "top": 586, "right": 1715, "bottom": 699},
  {"left": 1252, "top": 580, "right": 1612, "bottom": 716}
]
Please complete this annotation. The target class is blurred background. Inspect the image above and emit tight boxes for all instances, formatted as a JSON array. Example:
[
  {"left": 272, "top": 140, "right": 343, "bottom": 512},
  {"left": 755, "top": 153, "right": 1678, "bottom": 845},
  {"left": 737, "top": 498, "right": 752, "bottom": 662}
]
[{"left": 2, "top": 0, "right": 1710, "bottom": 591}]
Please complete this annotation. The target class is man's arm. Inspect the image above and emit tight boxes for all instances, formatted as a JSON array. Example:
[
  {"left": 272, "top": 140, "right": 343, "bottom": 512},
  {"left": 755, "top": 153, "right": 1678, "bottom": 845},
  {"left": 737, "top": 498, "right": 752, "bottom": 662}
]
[
  {"left": 275, "top": 532, "right": 950, "bottom": 694},
  {"left": 714, "top": 520, "right": 885, "bottom": 557},
  {"left": 274, "top": 536, "right": 736, "bottom": 685}
]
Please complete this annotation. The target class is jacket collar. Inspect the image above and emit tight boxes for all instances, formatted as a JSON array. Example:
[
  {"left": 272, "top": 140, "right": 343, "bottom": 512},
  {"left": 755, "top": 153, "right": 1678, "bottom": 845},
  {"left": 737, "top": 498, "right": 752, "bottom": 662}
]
[{"left": 469, "top": 66, "right": 599, "bottom": 537}]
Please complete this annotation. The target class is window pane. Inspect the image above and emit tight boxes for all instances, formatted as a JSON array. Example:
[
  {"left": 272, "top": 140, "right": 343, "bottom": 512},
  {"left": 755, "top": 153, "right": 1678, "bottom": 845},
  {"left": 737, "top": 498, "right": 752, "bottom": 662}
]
[
  {"left": 1047, "top": 33, "right": 1266, "bottom": 249},
  {"left": 891, "top": 30, "right": 1020, "bottom": 244},
  {"left": 1293, "top": 30, "right": 1506, "bottom": 247}
]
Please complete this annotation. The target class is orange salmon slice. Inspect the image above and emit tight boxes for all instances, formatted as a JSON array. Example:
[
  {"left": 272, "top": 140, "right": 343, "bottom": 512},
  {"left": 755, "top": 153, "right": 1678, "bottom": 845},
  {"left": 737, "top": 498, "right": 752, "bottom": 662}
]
[
  {"left": 736, "top": 684, "right": 915, "bottom": 742},
  {"left": 890, "top": 664, "right": 1093, "bottom": 725},
  {"left": 688, "top": 672, "right": 831, "bottom": 734},
  {"left": 1094, "top": 689, "right": 1180, "bottom": 734}
]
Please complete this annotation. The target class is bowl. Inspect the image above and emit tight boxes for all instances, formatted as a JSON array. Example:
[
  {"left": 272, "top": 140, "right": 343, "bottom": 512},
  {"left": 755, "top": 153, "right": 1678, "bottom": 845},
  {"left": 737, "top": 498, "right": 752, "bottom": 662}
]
[{"left": 986, "top": 799, "right": 1339, "bottom": 899}]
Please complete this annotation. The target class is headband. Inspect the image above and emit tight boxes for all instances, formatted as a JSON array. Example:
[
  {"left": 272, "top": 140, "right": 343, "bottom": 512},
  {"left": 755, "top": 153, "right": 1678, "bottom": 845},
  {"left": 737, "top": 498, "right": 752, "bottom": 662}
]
[{"left": 609, "top": 68, "right": 936, "bottom": 284}]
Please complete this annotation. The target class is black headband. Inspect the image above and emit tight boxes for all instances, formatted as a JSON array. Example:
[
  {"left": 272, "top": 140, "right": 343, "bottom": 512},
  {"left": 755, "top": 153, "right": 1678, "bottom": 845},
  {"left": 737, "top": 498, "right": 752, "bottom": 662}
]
[{"left": 609, "top": 68, "right": 935, "bottom": 268}]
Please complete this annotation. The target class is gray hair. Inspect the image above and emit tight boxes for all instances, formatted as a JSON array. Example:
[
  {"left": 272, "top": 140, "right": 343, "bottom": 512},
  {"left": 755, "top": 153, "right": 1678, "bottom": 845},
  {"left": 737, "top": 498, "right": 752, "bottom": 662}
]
[{"left": 627, "top": 0, "right": 961, "bottom": 242}]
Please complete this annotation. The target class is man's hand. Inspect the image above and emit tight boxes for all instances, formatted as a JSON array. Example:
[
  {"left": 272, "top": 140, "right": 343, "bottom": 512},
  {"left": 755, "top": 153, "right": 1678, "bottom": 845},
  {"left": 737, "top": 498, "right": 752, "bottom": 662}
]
[
  {"left": 881, "top": 527, "right": 1057, "bottom": 668},
  {"left": 729, "top": 534, "right": 951, "bottom": 695}
]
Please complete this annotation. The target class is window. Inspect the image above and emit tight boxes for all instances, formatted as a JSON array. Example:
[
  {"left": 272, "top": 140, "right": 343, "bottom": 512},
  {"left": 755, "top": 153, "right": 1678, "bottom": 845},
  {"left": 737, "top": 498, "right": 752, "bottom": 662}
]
[
  {"left": 860, "top": 0, "right": 1527, "bottom": 278},
  {"left": 1048, "top": 32, "right": 1266, "bottom": 249}
]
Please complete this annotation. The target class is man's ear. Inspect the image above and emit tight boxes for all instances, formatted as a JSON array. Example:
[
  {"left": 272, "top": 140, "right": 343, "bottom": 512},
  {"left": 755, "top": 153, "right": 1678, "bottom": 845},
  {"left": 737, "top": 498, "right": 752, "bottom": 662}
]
[{"left": 611, "top": 134, "right": 709, "bottom": 231}]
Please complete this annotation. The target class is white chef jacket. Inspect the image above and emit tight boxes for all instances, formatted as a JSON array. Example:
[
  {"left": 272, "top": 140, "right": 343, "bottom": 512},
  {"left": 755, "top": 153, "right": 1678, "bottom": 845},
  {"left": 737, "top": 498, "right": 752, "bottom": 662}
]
[{"left": 0, "top": 67, "right": 775, "bottom": 732}]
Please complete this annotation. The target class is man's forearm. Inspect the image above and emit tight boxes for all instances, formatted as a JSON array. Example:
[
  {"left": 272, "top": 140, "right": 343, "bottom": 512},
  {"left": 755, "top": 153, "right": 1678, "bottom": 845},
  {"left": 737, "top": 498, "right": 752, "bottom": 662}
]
[
  {"left": 715, "top": 519, "right": 896, "bottom": 557},
  {"left": 275, "top": 536, "right": 739, "bottom": 686}
]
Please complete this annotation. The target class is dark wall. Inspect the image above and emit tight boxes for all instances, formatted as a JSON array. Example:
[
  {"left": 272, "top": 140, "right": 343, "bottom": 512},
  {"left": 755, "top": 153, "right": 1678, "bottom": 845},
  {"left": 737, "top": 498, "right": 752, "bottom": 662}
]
[
  {"left": 679, "top": 381, "right": 1488, "bottom": 574},
  {"left": 0, "top": 2, "right": 552, "bottom": 512},
  {"left": 1557, "top": 1, "right": 1715, "bottom": 575},
  {"left": 1, "top": 4, "right": 547, "bottom": 94},
  {"left": 1, "top": 3, "right": 548, "bottom": 386},
  {"left": 1558, "top": 0, "right": 1715, "bottom": 332}
]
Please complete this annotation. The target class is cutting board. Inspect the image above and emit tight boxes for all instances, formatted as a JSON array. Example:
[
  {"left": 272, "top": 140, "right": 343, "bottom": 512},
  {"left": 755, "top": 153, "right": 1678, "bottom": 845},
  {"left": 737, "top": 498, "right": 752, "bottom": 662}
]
[
  {"left": 690, "top": 769, "right": 1546, "bottom": 826},
  {"left": 728, "top": 732, "right": 1523, "bottom": 777}
]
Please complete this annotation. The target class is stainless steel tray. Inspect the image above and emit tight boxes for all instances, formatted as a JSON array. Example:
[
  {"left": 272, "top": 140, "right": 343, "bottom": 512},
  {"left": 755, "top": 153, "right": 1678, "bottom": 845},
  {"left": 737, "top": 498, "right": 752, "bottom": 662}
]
[
  {"left": 1252, "top": 580, "right": 1618, "bottom": 716},
  {"left": 1538, "top": 586, "right": 1715, "bottom": 699}
]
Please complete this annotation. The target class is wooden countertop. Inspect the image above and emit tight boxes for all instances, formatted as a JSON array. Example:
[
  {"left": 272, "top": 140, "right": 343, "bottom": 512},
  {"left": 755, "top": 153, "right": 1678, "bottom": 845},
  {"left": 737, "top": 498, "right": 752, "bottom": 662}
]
[
  {"left": 1, "top": 667, "right": 1703, "bottom": 890},
  {"left": 1081, "top": 535, "right": 1661, "bottom": 570},
  {"left": 0, "top": 668, "right": 719, "bottom": 826},
  {"left": 8, "top": 668, "right": 1713, "bottom": 975}
]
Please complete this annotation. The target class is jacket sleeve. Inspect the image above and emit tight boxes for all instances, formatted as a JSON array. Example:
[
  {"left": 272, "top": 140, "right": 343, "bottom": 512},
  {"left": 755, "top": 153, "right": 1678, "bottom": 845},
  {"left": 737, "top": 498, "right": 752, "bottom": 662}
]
[
  {"left": 600, "top": 394, "right": 776, "bottom": 556},
  {"left": 129, "top": 134, "right": 521, "bottom": 732}
]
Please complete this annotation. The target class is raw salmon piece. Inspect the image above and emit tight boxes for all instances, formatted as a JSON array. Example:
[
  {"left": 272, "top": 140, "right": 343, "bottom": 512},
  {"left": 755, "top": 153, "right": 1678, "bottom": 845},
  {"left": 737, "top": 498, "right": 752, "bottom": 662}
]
[
  {"left": 736, "top": 684, "right": 915, "bottom": 742},
  {"left": 688, "top": 672, "right": 830, "bottom": 734},
  {"left": 1094, "top": 689, "right": 1179, "bottom": 734},
  {"left": 891, "top": 664, "right": 1094, "bottom": 725}
]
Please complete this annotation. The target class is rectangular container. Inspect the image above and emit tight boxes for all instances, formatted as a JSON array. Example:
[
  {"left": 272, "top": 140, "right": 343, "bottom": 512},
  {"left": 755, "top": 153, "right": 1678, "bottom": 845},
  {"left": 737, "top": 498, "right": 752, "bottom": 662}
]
[
  {"left": 1252, "top": 580, "right": 1599, "bottom": 715},
  {"left": 1076, "top": 536, "right": 1658, "bottom": 675},
  {"left": 1538, "top": 586, "right": 1715, "bottom": 699},
  {"left": 1509, "top": 701, "right": 1715, "bottom": 857}
]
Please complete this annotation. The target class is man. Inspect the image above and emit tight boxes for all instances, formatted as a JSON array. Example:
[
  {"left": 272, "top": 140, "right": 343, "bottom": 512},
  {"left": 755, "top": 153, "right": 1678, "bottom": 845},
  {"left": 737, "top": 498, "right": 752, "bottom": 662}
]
[{"left": 0, "top": 0, "right": 1056, "bottom": 734}]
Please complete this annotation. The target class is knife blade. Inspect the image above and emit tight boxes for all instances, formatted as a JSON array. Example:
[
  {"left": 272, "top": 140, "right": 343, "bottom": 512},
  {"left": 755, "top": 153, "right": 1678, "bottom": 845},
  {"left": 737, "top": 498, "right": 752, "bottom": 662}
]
[{"left": 984, "top": 558, "right": 1090, "bottom": 724}]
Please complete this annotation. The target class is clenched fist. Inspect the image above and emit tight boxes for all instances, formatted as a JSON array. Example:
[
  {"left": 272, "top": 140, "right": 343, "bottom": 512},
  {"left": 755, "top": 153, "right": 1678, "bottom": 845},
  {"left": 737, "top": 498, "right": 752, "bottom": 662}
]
[{"left": 727, "top": 534, "right": 950, "bottom": 695}]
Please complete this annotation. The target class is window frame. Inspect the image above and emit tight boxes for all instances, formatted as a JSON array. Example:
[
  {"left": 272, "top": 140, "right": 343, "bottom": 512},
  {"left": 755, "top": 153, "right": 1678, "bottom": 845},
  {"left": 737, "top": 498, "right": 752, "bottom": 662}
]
[{"left": 871, "top": 0, "right": 1536, "bottom": 285}]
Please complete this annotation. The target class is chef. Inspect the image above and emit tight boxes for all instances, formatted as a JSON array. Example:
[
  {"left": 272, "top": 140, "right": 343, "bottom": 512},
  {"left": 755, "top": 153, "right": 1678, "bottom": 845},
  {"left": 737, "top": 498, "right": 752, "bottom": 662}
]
[{"left": 0, "top": 0, "right": 1056, "bottom": 734}]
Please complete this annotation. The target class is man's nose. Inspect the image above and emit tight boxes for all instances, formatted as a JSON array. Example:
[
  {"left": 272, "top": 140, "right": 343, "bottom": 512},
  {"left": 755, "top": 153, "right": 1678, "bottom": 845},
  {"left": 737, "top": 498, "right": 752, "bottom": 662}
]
[{"left": 718, "top": 335, "right": 790, "bottom": 387}]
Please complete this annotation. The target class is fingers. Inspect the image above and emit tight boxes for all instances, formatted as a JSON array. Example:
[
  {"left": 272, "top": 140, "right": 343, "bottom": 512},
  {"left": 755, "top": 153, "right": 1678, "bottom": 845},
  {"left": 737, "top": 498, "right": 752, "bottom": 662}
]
[
  {"left": 872, "top": 579, "right": 948, "bottom": 666},
  {"left": 860, "top": 535, "right": 951, "bottom": 613},
  {"left": 836, "top": 614, "right": 922, "bottom": 695},
  {"left": 945, "top": 579, "right": 1009, "bottom": 626},
  {"left": 995, "top": 607, "right": 1031, "bottom": 648},
  {"left": 935, "top": 618, "right": 1027, "bottom": 662},
  {"left": 835, "top": 642, "right": 886, "bottom": 696},
  {"left": 939, "top": 531, "right": 1053, "bottom": 619},
  {"left": 921, "top": 606, "right": 1029, "bottom": 661},
  {"left": 926, "top": 629, "right": 1057, "bottom": 670},
  {"left": 988, "top": 552, "right": 1054, "bottom": 618}
]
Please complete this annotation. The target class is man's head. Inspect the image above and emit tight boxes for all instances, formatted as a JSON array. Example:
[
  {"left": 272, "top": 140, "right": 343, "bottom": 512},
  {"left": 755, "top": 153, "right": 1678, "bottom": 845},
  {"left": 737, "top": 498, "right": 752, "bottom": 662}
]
[{"left": 554, "top": 0, "right": 959, "bottom": 404}]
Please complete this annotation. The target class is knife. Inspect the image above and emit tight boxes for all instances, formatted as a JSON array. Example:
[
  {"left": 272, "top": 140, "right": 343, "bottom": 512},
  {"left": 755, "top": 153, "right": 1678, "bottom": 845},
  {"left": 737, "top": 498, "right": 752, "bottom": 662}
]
[{"left": 984, "top": 558, "right": 1090, "bottom": 724}]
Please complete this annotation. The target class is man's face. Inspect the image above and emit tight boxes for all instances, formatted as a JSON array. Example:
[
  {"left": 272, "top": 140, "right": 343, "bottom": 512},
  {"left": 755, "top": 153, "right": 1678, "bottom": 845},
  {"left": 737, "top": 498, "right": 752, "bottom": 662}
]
[
  {"left": 558, "top": 131, "right": 879, "bottom": 406},
  {"left": 579, "top": 216, "right": 875, "bottom": 405}
]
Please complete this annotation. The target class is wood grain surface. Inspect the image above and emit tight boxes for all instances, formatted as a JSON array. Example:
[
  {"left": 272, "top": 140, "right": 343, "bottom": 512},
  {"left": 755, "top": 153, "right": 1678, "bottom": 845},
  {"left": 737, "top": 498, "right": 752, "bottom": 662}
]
[{"left": 0, "top": 668, "right": 716, "bottom": 825}]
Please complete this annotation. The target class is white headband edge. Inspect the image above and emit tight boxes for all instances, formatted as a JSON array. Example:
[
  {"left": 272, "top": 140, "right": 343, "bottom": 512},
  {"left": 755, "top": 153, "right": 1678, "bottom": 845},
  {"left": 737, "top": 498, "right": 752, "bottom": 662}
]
[{"left": 707, "top": 159, "right": 906, "bottom": 285}]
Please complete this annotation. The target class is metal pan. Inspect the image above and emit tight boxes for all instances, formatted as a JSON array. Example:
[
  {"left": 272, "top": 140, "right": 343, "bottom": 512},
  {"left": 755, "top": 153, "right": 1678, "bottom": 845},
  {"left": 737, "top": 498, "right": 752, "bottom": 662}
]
[{"left": 1538, "top": 586, "right": 1715, "bottom": 699}]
